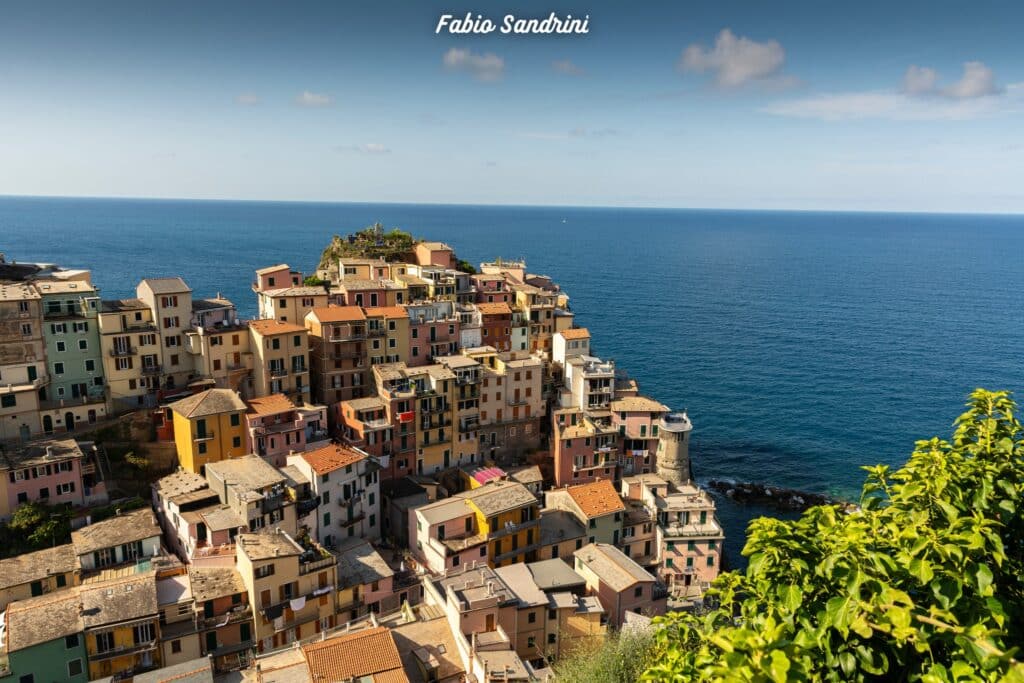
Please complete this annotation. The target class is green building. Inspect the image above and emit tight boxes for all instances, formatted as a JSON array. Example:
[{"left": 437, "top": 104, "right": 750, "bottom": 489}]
[
  {"left": 35, "top": 278, "right": 109, "bottom": 434},
  {"left": 0, "top": 589, "right": 88, "bottom": 683}
]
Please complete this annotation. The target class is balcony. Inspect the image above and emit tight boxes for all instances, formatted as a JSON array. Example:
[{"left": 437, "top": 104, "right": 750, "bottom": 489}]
[
  {"left": 296, "top": 497, "right": 320, "bottom": 516},
  {"left": 361, "top": 417, "right": 391, "bottom": 430},
  {"left": 328, "top": 332, "right": 365, "bottom": 342},
  {"left": 194, "top": 430, "right": 215, "bottom": 441},
  {"left": 494, "top": 542, "right": 540, "bottom": 564},
  {"left": 109, "top": 346, "right": 138, "bottom": 357},
  {"left": 199, "top": 606, "right": 252, "bottom": 630},
  {"left": 367, "top": 328, "right": 386, "bottom": 337},
  {"left": 489, "top": 517, "right": 539, "bottom": 541},
  {"left": 299, "top": 552, "right": 336, "bottom": 576},
  {"left": 505, "top": 396, "right": 529, "bottom": 406},
  {"left": 261, "top": 494, "right": 285, "bottom": 514},
  {"left": 141, "top": 364, "right": 162, "bottom": 375},
  {"left": 89, "top": 638, "right": 158, "bottom": 662},
  {"left": 291, "top": 365, "right": 307, "bottom": 375},
  {"left": 269, "top": 367, "right": 288, "bottom": 378}
]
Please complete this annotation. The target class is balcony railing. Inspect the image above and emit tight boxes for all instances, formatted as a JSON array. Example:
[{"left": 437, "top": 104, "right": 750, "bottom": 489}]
[
  {"left": 140, "top": 365, "right": 162, "bottom": 375},
  {"left": 489, "top": 517, "right": 539, "bottom": 541},
  {"left": 269, "top": 367, "right": 288, "bottom": 378},
  {"left": 90, "top": 639, "right": 158, "bottom": 662},
  {"left": 361, "top": 417, "right": 391, "bottom": 430},
  {"left": 109, "top": 346, "right": 138, "bottom": 357},
  {"left": 493, "top": 542, "right": 540, "bottom": 563},
  {"left": 199, "top": 606, "right": 252, "bottom": 630},
  {"left": 194, "top": 431, "right": 215, "bottom": 441}
]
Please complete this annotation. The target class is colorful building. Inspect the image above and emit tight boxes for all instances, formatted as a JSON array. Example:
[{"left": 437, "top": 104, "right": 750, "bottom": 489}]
[
  {"left": 0, "top": 282, "right": 45, "bottom": 441},
  {"left": 304, "top": 305, "right": 367, "bottom": 407},
  {"left": 81, "top": 572, "right": 163, "bottom": 680},
  {"left": 248, "top": 319, "right": 310, "bottom": 404},
  {"left": 0, "top": 437, "right": 107, "bottom": 520},
  {"left": 1, "top": 589, "right": 89, "bottom": 683},
  {"left": 244, "top": 393, "right": 328, "bottom": 468},
  {"left": 168, "top": 388, "right": 248, "bottom": 474}
]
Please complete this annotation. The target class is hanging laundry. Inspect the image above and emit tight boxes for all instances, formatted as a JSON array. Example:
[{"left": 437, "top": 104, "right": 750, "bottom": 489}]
[{"left": 290, "top": 595, "right": 307, "bottom": 611}]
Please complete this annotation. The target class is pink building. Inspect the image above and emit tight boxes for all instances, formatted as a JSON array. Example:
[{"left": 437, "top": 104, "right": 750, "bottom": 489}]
[
  {"left": 406, "top": 301, "right": 459, "bottom": 366},
  {"left": 152, "top": 469, "right": 241, "bottom": 566},
  {"left": 244, "top": 393, "right": 329, "bottom": 467},
  {"left": 551, "top": 409, "right": 618, "bottom": 488},
  {"left": 573, "top": 543, "right": 667, "bottom": 628},
  {"left": 335, "top": 538, "right": 421, "bottom": 622},
  {"left": 611, "top": 396, "right": 668, "bottom": 477},
  {"left": 414, "top": 241, "right": 457, "bottom": 269},
  {"left": 252, "top": 264, "right": 302, "bottom": 293},
  {"left": 0, "top": 437, "right": 107, "bottom": 519}
]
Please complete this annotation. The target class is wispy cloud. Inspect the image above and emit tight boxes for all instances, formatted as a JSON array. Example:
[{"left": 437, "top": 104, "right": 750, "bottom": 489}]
[
  {"left": 336, "top": 143, "right": 391, "bottom": 154},
  {"left": 235, "top": 93, "right": 260, "bottom": 106},
  {"left": 295, "top": 90, "right": 333, "bottom": 107},
  {"left": 679, "top": 28, "right": 789, "bottom": 89},
  {"left": 762, "top": 83, "right": 1022, "bottom": 121},
  {"left": 765, "top": 62, "right": 1013, "bottom": 121},
  {"left": 443, "top": 48, "right": 505, "bottom": 82},
  {"left": 519, "top": 127, "right": 621, "bottom": 141},
  {"left": 552, "top": 59, "right": 585, "bottom": 77}
]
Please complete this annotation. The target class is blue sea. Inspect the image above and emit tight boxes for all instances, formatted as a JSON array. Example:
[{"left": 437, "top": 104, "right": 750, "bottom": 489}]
[{"left": 4, "top": 196, "right": 1023, "bottom": 565}]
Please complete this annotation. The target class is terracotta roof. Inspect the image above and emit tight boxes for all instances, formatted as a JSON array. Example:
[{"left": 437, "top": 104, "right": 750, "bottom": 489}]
[
  {"left": 308, "top": 305, "right": 366, "bottom": 323},
  {"left": 300, "top": 443, "right": 368, "bottom": 475},
  {"left": 170, "top": 388, "right": 246, "bottom": 418},
  {"left": 610, "top": 396, "right": 669, "bottom": 413},
  {"left": 566, "top": 480, "right": 626, "bottom": 518},
  {"left": 363, "top": 305, "right": 408, "bottom": 319},
  {"left": 302, "top": 626, "right": 407, "bottom": 682},
  {"left": 249, "top": 319, "right": 307, "bottom": 335},
  {"left": 246, "top": 393, "right": 297, "bottom": 417},
  {"left": 477, "top": 302, "right": 512, "bottom": 315},
  {"left": 559, "top": 327, "right": 590, "bottom": 340}
]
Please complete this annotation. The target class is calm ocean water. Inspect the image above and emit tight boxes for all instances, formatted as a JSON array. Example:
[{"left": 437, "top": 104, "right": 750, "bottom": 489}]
[{"left": 4, "top": 196, "right": 1023, "bottom": 564}]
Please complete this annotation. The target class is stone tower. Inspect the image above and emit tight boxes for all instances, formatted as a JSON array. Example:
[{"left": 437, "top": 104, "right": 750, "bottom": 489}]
[{"left": 656, "top": 411, "right": 692, "bottom": 485}]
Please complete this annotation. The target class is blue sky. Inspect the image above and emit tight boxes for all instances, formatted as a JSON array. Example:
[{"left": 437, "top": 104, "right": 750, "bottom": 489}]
[{"left": 1, "top": 0, "right": 1021, "bottom": 212}]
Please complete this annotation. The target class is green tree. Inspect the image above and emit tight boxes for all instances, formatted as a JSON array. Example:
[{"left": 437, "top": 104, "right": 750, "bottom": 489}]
[
  {"left": 9, "top": 500, "right": 72, "bottom": 549},
  {"left": 456, "top": 258, "right": 477, "bottom": 274},
  {"left": 645, "top": 389, "right": 1024, "bottom": 682}
]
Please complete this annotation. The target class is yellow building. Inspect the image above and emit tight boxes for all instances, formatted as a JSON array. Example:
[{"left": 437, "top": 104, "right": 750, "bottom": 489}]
[
  {"left": 169, "top": 388, "right": 248, "bottom": 474},
  {"left": 235, "top": 530, "right": 339, "bottom": 652},
  {"left": 364, "top": 305, "right": 410, "bottom": 365},
  {"left": 82, "top": 572, "right": 162, "bottom": 680},
  {"left": 459, "top": 481, "right": 540, "bottom": 568},
  {"left": 414, "top": 364, "right": 457, "bottom": 474}
]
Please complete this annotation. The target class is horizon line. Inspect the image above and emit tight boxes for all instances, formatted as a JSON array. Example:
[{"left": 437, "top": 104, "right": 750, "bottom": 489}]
[{"left": 1, "top": 192, "right": 1022, "bottom": 218}]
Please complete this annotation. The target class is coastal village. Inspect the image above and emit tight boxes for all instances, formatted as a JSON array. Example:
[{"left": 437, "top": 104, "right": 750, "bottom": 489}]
[{"left": 0, "top": 231, "right": 724, "bottom": 682}]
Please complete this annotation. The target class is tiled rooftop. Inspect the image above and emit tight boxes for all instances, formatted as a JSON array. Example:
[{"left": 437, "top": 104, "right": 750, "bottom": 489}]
[
  {"left": 169, "top": 388, "right": 246, "bottom": 418},
  {"left": 565, "top": 480, "right": 626, "bottom": 518},
  {"left": 302, "top": 626, "right": 406, "bottom": 682},
  {"left": 79, "top": 572, "right": 159, "bottom": 627},
  {"left": 308, "top": 304, "right": 366, "bottom": 322},
  {"left": 249, "top": 319, "right": 307, "bottom": 335},
  {"left": 71, "top": 508, "right": 162, "bottom": 556},
  {"left": 0, "top": 543, "right": 77, "bottom": 590},
  {"left": 245, "top": 393, "right": 297, "bottom": 416},
  {"left": 299, "top": 442, "right": 369, "bottom": 475},
  {"left": 455, "top": 480, "right": 537, "bottom": 517},
  {"left": 189, "top": 566, "right": 247, "bottom": 603},
  {"left": 3, "top": 588, "right": 84, "bottom": 652}
]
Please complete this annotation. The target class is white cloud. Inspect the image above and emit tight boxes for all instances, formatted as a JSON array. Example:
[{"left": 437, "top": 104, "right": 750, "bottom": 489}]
[
  {"left": 761, "top": 83, "right": 1023, "bottom": 121},
  {"left": 902, "top": 62, "right": 999, "bottom": 99},
  {"left": 765, "top": 62, "right": 1012, "bottom": 121},
  {"left": 552, "top": 59, "right": 585, "bottom": 77},
  {"left": 295, "top": 91, "right": 332, "bottom": 107},
  {"left": 235, "top": 93, "right": 260, "bottom": 106},
  {"left": 337, "top": 143, "right": 391, "bottom": 154},
  {"left": 943, "top": 61, "right": 999, "bottom": 99},
  {"left": 443, "top": 48, "right": 505, "bottom": 82},
  {"left": 679, "top": 28, "right": 786, "bottom": 88},
  {"left": 902, "top": 66, "right": 938, "bottom": 95}
]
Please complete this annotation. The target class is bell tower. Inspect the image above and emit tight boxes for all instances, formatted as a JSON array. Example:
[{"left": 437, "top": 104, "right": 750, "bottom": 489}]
[{"left": 656, "top": 411, "right": 692, "bottom": 485}]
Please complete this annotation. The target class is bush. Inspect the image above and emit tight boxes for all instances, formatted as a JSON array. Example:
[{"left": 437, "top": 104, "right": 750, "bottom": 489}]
[
  {"left": 644, "top": 389, "right": 1024, "bottom": 681},
  {"left": 555, "top": 628, "right": 656, "bottom": 683}
]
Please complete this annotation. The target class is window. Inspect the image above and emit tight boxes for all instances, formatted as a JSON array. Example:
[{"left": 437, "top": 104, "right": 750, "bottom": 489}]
[
  {"left": 67, "top": 659, "right": 83, "bottom": 677},
  {"left": 65, "top": 634, "right": 79, "bottom": 649},
  {"left": 548, "top": 633, "right": 557, "bottom": 644},
  {"left": 198, "top": 442, "right": 207, "bottom": 454},
  {"left": 232, "top": 436, "right": 241, "bottom": 448},
  {"left": 85, "top": 359, "right": 95, "bottom": 372},
  {"left": 686, "top": 557, "right": 694, "bottom": 568},
  {"left": 323, "top": 491, "right": 330, "bottom": 505},
  {"left": 293, "top": 335, "right": 301, "bottom": 347},
  {"left": 528, "top": 611, "right": 536, "bottom": 624},
  {"left": 57, "top": 482, "right": 75, "bottom": 495},
  {"left": 54, "top": 362, "right": 65, "bottom": 375},
  {"left": 323, "top": 511, "right": 331, "bottom": 526},
  {"left": 687, "top": 540, "right": 696, "bottom": 551},
  {"left": 528, "top": 636, "right": 536, "bottom": 648},
  {"left": 634, "top": 586, "right": 643, "bottom": 598},
  {"left": 95, "top": 631, "right": 115, "bottom": 652},
  {"left": 230, "top": 413, "right": 240, "bottom": 427},
  {"left": 707, "top": 556, "right": 715, "bottom": 567},
  {"left": 548, "top": 609, "right": 556, "bottom": 620},
  {"left": 171, "top": 639, "right": 182, "bottom": 653},
  {"left": 56, "top": 340, "right": 66, "bottom": 352},
  {"left": 1, "top": 395, "right": 15, "bottom": 408},
  {"left": 255, "top": 564, "right": 275, "bottom": 578},
  {"left": 708, "top": 541, "right": 717, "bottom": 550}
]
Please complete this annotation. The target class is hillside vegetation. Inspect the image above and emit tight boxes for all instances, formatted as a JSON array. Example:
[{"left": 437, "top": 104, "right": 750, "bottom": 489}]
[
  {"left": 317, "top": 223, "right": 419, "bottom": 270},
  {"left": 639, "top": 388, "right": 1024, "bottom": 682}
]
